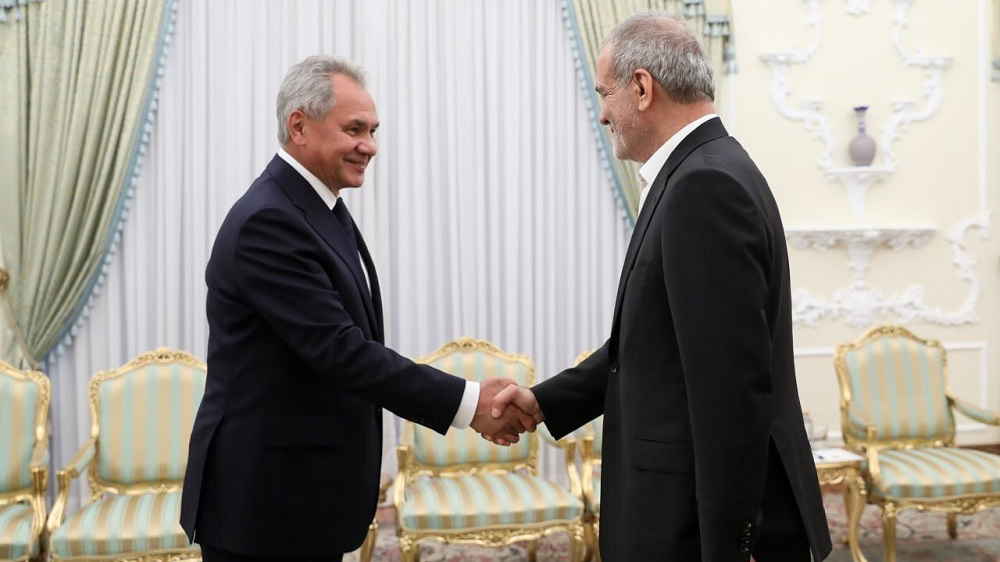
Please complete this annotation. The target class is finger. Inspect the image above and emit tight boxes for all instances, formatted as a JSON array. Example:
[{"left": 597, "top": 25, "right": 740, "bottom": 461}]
[
  {"left": 518, "top": 412, "right": 537, "bottom": 432},
  {"left": 500, "top": 433, "right": 519, "bottom": 444},
  {"left": 491, "top": 385, "right": 521, "bottom": 418}
]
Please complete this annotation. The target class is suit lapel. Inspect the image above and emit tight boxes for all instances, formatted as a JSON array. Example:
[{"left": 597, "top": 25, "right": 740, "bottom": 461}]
[
  {"left": 608, "top": 118, "right": 729, "bottom": 361},
  {"left": 266, "top": 156, "right": 380, "bottom": 337}
]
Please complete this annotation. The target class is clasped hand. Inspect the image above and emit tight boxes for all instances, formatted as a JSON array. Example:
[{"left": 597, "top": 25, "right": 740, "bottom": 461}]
[{"left": 469, "top": 378, "right": 545, "bottom": 446}]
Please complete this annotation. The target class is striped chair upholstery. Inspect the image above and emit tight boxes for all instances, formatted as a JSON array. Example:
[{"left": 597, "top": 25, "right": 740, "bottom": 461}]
[
  {"left": 46, "top": 349, "right": 205, "bottom": 562},
  {"left": 0, "top": 361, "right": 50, "bottom": 562},
  {"left": 834, "top": 326, "right": 1000, "bottom": 562},
  {"left": 395, "top": 338, "right": 585, "bottom": 562}
]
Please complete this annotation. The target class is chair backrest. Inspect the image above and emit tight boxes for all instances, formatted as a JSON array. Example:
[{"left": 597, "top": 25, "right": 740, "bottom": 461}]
[
  {"left": 89, "top": 349, "right": 205, "bottom": 490},
  {"left": 409, "top": 338, "right": 537, "bottom": 472},
  {"left": 0, "top": 362, "right": 49, "bottom": 495},
  {"left": 834, "top": 325, "right": 955, "bottom": 447}
]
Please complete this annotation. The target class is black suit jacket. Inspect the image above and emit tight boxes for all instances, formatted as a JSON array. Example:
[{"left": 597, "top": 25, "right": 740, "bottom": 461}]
[
  {"left": 180, "top": 155, "right": 466, "bottom": 556},
  {"left": 534, "top": 119, "right": 832, "bottom": 561}
]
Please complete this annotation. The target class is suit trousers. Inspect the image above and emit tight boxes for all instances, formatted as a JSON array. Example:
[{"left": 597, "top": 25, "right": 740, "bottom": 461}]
[{"left": 199, "top": 544, "right": 343, "bottom": 562}]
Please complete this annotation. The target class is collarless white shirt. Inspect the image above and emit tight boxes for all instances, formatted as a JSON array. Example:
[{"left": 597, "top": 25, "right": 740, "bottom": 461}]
[
  {"left": 636, "top": 114, "right": 717, "bottom": 214},
  {"left": 276, "top": 149, "right": 479, "bottom": 428}
]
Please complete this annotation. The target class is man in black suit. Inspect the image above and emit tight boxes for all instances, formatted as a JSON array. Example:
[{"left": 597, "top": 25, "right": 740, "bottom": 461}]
[
  {"left": 180, "top": 55, "right": 535, "bottom": 562},
  {"left": 493, "top": 12, "right": 832, "bottom": 562}
]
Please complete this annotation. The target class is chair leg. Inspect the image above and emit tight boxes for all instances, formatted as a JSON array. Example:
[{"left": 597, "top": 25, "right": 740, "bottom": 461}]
[
  {"left": 947, "top": 512, "right": 958, "bottom": 539},
  {"left": 582, "top": 521, "right": 596, "bottom": 562},
  {"left": 359, "top": 520, "right": 377, "bottom": 562},
  {"left": 526, "top": 538, "right": 538, "bottom": 562},
  {"left": 569, "top": 523, "right": 587, "bottom": 562},
  {"left": 882, "top": 503, "right": 898, "bottom": 562},
  {"left": 398, "top": 535, "right": 420, "bottom": 562}
]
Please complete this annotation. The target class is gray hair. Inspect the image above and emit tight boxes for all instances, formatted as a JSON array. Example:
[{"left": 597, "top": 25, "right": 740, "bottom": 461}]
[
  {"left": 603, "top": 11, "right": 715, "bottom": 103},
  {"left": 276, "top": 54, "right": 367, "bottom": 145}
]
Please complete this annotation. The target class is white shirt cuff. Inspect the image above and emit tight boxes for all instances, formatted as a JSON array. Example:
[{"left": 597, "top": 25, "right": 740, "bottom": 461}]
[{"left": 451, "top": 380, "right": 480, "bottom": 429}]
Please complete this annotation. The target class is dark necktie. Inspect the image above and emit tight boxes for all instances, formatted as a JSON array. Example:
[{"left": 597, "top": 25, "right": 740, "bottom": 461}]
[
  {"left": 331, "top": 198, "right": 384, "bottom": 340},
  {"left": 332, "top": 198, "right": 360, "bottom": 259}
]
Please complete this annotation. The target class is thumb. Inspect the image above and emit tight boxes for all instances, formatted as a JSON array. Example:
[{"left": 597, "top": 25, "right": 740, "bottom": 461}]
[{"left": 491, "top": 384, "right": 520, "bottom": 418}]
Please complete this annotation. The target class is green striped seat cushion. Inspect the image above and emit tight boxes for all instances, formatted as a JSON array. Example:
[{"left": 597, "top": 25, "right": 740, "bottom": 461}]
[
  {"left": 0, "top": 374, "right": 41, "bottom": 493},
  {"left": 870, "top": 448, "right": 1000, "bottom": 500},
  {"left": 0, "top": 503, "right": 38, "bottom": 561},
  {"left": 414, "top": 352, "right": 533, "bottom": 467},
  {"left": 49, "top": 491, "right": 195, "bottom": 558},
  {"left": 400, "top": 473, "right": 583, "bottom": 531},
  {"left": 95, "top": 363, "right": 205, "bottom": 485},
  {"left": 842, "top": 336, "right": 954, "bottom": 441}
]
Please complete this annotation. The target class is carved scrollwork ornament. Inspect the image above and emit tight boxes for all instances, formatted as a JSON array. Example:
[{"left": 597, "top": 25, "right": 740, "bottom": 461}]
[{"left": 0, "top": 268, "right": 8, "bottom": 292}]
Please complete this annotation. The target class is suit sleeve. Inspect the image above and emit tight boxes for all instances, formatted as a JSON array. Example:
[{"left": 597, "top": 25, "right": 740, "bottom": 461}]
[
  {"left": 662, "top": 169, "right": 773, "bottom": 559},
  {"left": 532, "top": 340, "right": 610, "bottom": 440},
  {"left": 231, "top": 205, "right": 466, "bottom": 434}
]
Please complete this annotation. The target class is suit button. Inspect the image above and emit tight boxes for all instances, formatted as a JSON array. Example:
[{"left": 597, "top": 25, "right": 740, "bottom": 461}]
[
  {"left": 610, "top": 363, "right": 619, "bottom": 374},
  {"left": 740, "top": 546, "right": 750, "bottom": 553},
  {"left": 743, "top": 522, "right": 752, "bottom": 531}
]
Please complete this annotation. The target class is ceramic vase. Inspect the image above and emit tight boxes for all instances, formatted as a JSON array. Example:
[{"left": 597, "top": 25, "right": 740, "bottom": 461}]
[{"left": 848, "top": 106, "right": 877, "bottom": 167}]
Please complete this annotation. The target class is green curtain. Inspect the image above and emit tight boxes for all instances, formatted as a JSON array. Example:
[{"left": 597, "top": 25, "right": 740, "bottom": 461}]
[
  {"left": 564, "top": 0, "right": 734, "bottom": 227},
  {"left": 0, "top": 0, "right": 175, "bottom": 367}
]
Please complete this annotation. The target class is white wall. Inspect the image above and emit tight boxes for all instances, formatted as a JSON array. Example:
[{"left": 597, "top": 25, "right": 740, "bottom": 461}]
[{"left": 730, "top": 0, "right": 999, "bottom": 445}]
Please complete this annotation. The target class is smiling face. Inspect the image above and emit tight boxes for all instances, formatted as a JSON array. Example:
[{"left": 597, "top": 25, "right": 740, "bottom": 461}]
[
  {"left": 595, "top": 45, "right": 645, "bottom": 162},
  {"left": 291, "top": 73, "right": 379, "bottom": 194}
]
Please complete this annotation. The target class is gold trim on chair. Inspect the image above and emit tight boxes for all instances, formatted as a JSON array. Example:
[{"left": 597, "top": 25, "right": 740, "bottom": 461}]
[
  {"left": 393, "top": 338, "right": 586, "bottom": 562},
  {"left": 834, "top": 325, "right": 1000, "bottom": 562},
  {"left": 0, "top": 360, "right": 50, "bottom": 562}
]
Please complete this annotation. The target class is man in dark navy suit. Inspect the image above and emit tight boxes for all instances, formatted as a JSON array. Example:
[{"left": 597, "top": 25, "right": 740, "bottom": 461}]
[
  {"left": 180, "top": 55, "right": 536, "bottom": 562},
  {"left": 493, "top": 12, "right": 832, "bottom": 562}
]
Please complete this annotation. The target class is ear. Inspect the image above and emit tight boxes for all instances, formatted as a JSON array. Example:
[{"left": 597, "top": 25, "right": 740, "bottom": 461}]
[
  {"left": 632, "top": 69, "right": 655, "bottom": 111},
  {"left": 287, "top": 110, "right": 307, "bottom": 145}
]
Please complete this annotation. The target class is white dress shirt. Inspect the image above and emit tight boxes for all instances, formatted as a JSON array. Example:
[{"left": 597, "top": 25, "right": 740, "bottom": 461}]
[
  {"left": 636, "top": 114, "right": 718, "bottom": 215},
  {"left": 276, "top": 149, "right": 479, "bottom": 428}
]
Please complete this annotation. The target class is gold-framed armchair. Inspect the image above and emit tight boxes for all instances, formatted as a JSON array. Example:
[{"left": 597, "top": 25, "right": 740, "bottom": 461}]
[
  {"left": 0, "top": 361, "right": 50, "bottom": 562},
  {"left": 393, "top": 338, "right": 586, "bottom": 562},
  {"left": 834, "top": 325, "right": 1000, "bottom": 562},
  {"left": 46, "top": 348, "right": 206, "bottom": 562}
]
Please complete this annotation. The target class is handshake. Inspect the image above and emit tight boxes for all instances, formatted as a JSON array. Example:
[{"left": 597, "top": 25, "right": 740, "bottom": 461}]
[{"left": 469, "top": 378, "right": 545, "bottom": 446}]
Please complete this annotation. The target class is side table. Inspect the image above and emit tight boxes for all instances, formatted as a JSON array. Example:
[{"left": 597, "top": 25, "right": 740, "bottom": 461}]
[{"left": 814, "top": 448, "right": 868, "bottom": 562}]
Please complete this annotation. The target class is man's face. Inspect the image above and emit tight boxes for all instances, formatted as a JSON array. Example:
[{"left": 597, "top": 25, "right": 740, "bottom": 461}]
[
  {"left": 595, "top": 46, "right": 643, "bottom": 162},
  {"left": 300, "top": 74, "right": 379, "bottom": 193}
]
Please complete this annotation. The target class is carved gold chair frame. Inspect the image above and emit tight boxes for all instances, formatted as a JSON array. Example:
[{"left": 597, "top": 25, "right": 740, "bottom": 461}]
[
  {"left": 393, "top": 338, "right": 586, "bottom": 562},
  {"left": 834, "top": 325, "right": 1000, "bottom": 562},
  {"left": 46, "top": 348, "right": 205, "bottom": 562},
  {"left": 0, "top": 361, "right": 50, "bottom": 562}
]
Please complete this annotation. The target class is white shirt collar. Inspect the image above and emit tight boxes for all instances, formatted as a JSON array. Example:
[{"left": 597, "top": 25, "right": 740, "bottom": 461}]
[
  {"left": 636, "top": 113, "right": 718, "bottom": 213},
  {"left": 277, "top": 148, "right": 340, "bottom": 210}
]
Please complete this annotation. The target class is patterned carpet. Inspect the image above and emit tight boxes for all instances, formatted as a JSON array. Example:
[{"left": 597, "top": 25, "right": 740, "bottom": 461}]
[{"left": 346, "top": 493, "right": 1000, "bottom": 561}]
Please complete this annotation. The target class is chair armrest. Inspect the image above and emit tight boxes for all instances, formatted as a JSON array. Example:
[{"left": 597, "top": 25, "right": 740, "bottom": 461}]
[
  {"left": 29, "top": 438, "right": 49, "bottom": 533},
  {"left": 47, "top": 438, "right": 96, "bottom": 534},
  {"left": 949, "top": 395, "right": 1000, "bottom": 426},
  {"left": 844, "top": 402, "right": 878, "bottom": 442},
  {"left": 536, "top": 424, "right": 582, "bottom": 500}
]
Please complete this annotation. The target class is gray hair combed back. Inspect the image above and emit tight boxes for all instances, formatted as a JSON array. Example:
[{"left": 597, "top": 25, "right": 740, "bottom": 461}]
[
  {"left": 276, "top": 54, "right": 367, "bottom": 145},
  {"left": 603, "top": 11, "right": 715, "bottom": 103}
]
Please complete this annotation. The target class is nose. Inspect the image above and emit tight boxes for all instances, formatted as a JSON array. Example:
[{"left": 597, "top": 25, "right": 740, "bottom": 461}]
[
  {"left": 358, "top": 137, "right": 377, "bottom": 157},
  {"left": 598, "top": 106, "right": 609, "bottom": 126}
]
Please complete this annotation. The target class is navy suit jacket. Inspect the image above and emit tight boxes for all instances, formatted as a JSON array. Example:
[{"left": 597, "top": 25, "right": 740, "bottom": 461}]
[
  {"left": 180, "top": 155, "right": 466, "bottom": 556},
  {"left": 533, "top": 119, "right": 832, "bottom": 561}
]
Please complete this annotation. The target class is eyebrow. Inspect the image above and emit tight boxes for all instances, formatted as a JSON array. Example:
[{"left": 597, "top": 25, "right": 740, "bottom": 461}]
[{"left": 347, "top": 118, "right": 379, "bottom": 130}]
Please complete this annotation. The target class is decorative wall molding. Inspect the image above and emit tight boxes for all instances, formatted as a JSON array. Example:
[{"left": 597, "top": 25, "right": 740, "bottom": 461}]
[
  {"left": 759, "top": 0, "right": 952, "bottom": 219},
  {"left": 787, "top": 215, "right": 990, "bottom": 328},
  {"left": 788, "top": 227, "right": 934, "bottom": 327},
  {"left": 844, "top": 0, "right": 872, "bottom": 16}
]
